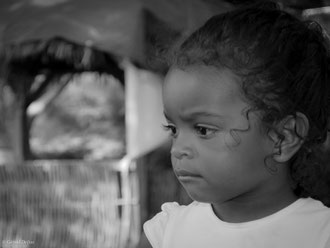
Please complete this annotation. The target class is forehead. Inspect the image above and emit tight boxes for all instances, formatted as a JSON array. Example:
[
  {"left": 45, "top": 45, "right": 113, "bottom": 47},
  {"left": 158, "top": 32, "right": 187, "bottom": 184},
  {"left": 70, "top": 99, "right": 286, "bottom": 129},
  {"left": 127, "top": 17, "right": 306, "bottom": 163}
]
[{"left": 163, "top": 66, "right": 243, "bottom": 107}]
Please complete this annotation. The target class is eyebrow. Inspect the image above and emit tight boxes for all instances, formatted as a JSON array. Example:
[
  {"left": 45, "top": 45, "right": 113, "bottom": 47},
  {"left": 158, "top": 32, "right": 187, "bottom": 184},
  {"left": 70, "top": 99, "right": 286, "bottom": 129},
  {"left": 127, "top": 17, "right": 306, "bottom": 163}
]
[
  {"left": 183, "top": 111, "right": 226, "bottom": 120},
  {"left": 163, "top": 111, "right": 226, "bottom": 121},
  {"left": 163, "top": 111, "right": 171, "bottom": 121}
]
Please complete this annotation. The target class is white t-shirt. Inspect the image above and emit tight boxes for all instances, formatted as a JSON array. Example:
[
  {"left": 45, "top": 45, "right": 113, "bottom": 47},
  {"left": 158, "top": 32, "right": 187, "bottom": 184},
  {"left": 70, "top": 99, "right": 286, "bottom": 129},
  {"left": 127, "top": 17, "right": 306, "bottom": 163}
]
[{"left": 143, "top": 198, "right": 330, "bottom": 248}]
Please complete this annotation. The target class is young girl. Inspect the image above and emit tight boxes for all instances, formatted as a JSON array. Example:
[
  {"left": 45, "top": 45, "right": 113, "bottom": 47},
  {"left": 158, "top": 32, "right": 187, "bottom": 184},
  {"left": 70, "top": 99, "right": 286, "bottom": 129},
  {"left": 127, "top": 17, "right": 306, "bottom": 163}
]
[{"left": 143, "top": 2, "right": 330, "bottom": 248}]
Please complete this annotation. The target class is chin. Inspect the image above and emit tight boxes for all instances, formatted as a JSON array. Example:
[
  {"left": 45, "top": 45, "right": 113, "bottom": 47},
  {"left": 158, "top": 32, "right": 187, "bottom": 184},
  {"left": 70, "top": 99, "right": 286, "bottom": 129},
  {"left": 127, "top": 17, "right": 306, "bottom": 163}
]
[
  {"left": 186, "top": 189, "right": 233, "bottom": 204},
  {"left": 185, "top": 189, "right": 212, "bottom": 203}
]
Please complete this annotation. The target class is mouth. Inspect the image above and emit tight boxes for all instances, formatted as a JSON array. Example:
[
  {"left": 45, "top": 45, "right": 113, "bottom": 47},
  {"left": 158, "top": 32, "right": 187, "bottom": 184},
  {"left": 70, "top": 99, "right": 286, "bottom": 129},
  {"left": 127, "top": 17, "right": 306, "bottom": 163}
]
[{"left": 174, "top": 169, "right": 201, "bottom": 178}]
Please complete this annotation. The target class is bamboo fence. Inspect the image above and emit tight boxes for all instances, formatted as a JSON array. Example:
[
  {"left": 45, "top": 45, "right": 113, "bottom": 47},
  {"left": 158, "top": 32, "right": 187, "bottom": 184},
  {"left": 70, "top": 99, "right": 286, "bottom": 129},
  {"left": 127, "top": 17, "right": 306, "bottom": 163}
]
[{"left": 0, "top": 159, "right": 140, "bottom": 248}]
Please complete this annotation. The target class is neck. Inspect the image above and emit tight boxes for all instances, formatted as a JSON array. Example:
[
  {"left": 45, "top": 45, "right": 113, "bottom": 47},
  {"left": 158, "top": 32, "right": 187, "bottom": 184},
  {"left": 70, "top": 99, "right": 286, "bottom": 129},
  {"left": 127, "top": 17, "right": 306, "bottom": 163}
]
[{"left": 211, "top": 181, "right": 298, "bottom": 223}]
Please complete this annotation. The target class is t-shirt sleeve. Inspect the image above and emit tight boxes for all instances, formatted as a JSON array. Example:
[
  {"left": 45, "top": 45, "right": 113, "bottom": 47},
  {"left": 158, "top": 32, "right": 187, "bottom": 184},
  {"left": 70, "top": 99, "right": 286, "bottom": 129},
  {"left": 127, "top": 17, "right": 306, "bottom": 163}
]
[
  {"left": 143, "top": 202, "right": 180, "bottom": 248},
  {"left": 325, "top": 236, "right": 330, "bottom": 248}
]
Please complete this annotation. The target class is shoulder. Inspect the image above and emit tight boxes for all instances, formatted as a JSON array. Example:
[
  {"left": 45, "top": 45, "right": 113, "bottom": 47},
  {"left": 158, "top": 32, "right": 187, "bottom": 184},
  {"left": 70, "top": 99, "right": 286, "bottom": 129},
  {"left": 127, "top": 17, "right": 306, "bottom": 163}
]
[
  {"left": 143, "top": 201, "right": 202, "bottom": 248},
  {"left": 144, "top": 201, "right": 201, "bottom": 231},
  {"left": 295, "top": 198, "right": 330, "bottom": 245},
  {"left": 292, "top": 197, "right": 330, "bottom": 223},
  {"left": 146, "top": 201, "right": 203, "bottom": 223},
  {"left": 301, "top": 197, "right": 330, "bottom": 215}
]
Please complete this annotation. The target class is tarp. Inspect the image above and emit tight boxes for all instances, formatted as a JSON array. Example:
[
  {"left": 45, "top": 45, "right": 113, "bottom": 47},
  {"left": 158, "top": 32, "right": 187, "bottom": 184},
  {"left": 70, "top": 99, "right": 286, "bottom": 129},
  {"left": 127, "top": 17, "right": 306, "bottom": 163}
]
[
  {"left": 0, "top": 0, "right": 232, "bottom": 64},
  {"left": 0, "top": 0, "right": 144, "bottom": 62}
]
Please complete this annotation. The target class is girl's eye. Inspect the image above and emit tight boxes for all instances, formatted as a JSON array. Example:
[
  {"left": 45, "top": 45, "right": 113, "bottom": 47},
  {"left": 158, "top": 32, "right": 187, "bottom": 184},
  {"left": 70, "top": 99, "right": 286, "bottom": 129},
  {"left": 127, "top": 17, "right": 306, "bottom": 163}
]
[
  {"left": 195, "top": 125, "right": 218, "bottom": 138},
  {"left": 162, "top": 124, "right": 177, "bottom": 137}
]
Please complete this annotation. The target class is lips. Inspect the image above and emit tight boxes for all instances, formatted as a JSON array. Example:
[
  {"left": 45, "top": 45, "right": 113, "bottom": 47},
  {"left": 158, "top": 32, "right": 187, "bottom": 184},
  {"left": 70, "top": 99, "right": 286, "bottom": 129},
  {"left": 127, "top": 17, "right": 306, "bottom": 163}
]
[{"left": 174, "top": 169, "right": 201, "bottom": 178}]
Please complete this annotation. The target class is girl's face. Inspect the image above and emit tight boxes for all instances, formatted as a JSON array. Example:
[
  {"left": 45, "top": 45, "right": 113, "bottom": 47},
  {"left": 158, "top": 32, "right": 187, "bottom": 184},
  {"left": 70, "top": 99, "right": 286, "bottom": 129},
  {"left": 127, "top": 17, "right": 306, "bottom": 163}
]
[{"left": 163, "top": 66, "right": 277, "bottom": 204}]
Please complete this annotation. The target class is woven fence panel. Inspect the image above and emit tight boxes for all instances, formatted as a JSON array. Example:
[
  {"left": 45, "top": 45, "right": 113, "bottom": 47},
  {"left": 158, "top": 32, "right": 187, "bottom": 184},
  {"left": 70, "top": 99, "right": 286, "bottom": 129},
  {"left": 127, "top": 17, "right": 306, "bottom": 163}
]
[{"left": 0, "top": 160, "right": 126, "bottom": 248}]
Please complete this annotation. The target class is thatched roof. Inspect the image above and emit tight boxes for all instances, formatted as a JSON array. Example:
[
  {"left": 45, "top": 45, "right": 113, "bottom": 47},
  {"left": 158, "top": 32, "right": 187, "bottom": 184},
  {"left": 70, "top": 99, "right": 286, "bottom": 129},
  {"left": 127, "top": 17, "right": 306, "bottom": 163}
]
[{"left": 4, "top": 36, "right": 124, "bottom": 83}]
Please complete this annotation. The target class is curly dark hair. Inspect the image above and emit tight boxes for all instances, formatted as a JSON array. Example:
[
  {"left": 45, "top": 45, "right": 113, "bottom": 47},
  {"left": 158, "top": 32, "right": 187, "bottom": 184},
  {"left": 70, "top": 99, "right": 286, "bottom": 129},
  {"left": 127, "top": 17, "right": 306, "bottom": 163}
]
[{"left": 170, "top": 2, "right": 330, "bottom": 204}]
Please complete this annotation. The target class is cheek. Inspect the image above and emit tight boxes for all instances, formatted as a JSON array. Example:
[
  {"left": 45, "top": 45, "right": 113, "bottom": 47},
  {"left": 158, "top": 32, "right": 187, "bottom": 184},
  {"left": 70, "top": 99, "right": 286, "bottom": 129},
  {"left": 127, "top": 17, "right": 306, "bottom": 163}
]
[
  {"left": 200, "top": 150, "right": 239, "bottom": 176},
  {"left": 196, "top": 134, "right": 239, "bottom": 162},
  {"left": 200, "top": 150, "right": 266, "bottom": 195},
  {"left": 170, "top": 155, "right": 178, "bottom": 168},
  {"left": 197, "top": 135, "right": 265, "bottom": 177},
  {"left": 197, "top": 141, "right": 238, "bottom": 176},
  {"left": 199, "top": 131, "right": 249, "bottom": 154}
]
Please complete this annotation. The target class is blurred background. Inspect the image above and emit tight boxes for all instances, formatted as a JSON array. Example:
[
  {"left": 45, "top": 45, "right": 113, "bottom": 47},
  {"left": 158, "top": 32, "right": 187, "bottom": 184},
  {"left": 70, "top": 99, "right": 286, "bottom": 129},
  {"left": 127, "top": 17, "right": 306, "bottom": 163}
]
[{"left": 0, "top": 0, "right": 330, "bottom": 247}]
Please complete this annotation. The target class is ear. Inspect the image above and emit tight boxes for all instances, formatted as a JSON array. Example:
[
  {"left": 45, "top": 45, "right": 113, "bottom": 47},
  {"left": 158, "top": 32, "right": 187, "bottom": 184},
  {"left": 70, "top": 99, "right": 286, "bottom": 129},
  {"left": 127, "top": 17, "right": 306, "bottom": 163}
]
[{"left": 270, "top": 112, "right": 309, "bottom": 163}]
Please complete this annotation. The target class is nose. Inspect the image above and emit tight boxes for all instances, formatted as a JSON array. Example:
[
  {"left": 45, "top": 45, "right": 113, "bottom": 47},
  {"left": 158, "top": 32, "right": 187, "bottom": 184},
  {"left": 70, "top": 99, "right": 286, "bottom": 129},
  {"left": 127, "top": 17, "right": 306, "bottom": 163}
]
[{"left": 171, "top": 142, "right": 194, "bottom": 160}]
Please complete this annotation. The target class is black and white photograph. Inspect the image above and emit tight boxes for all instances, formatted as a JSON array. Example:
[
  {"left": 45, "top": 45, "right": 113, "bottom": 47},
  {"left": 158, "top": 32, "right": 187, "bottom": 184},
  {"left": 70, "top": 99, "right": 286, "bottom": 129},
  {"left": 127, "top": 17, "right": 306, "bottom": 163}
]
[{"left": 0, "top": 0, "right": 330, "bottom": 247}]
